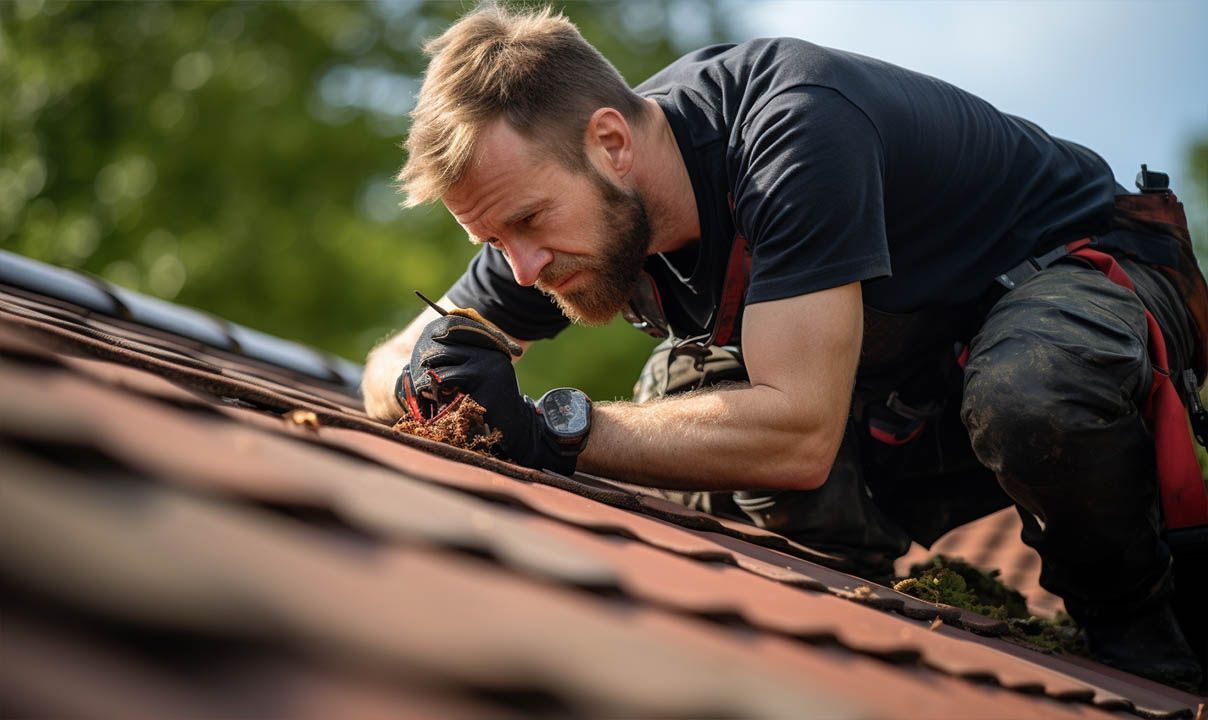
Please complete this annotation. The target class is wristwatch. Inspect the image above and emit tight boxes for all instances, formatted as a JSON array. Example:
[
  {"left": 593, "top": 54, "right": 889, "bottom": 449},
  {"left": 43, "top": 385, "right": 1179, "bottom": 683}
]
[{"left": 535, "top": 387, "right": 592, "bottom": 457}]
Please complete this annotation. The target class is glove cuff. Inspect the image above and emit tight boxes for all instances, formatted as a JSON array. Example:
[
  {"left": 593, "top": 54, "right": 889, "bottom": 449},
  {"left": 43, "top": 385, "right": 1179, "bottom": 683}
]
[
  {"left": 539, "top": 440, "right": 579, "bottom": 476},
  {"left": 516, "top": 397, "right": 579, "bottom": 476}
]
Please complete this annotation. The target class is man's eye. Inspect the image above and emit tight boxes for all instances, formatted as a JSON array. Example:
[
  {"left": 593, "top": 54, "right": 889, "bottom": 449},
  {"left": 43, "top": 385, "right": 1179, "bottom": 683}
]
[{"left": 521, "top": 212, "right": 539, "bottom": 226}]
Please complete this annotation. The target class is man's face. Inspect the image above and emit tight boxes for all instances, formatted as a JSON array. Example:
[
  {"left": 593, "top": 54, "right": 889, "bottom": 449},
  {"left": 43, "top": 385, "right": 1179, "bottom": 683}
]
[{"left": 443, "top": 119, "right": 652, "bottom": 326}]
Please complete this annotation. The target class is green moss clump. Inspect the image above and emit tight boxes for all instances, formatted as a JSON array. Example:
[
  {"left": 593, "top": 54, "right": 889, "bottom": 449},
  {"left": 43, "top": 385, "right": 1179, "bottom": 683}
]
[
  {"left": 894, "top": 555, "right": 1088, "bottom": 656},
  {"left": 894, "top": 555, "right": 1030, "bottom": 620},
  {"left": 1006, "top": 612, "right": 1086, "bottom": 655}
]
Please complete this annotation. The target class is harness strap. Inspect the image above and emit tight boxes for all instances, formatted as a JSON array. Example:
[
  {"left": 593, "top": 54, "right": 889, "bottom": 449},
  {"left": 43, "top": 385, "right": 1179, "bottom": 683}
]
[
  {"left": 664, "top": 195, "right": 752, "bottom": 369},
  {"left": 994, "top": 242, "right": 1077, "bottom": 290},
  {"left": 868, "top": 415, "right": 926, "bottom": 445},
  {"left": 707, "top": 229, "right": 751, "bottom": 347},
  {"left": 1064, "top": 238, "right": 1208, "bottom": 530},
  {"left": 706, "top": 192, "right": 754, "bottom": 348}
]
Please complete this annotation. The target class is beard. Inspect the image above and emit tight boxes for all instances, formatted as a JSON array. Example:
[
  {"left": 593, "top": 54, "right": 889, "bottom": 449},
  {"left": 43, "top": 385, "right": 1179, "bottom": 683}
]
[{"left": 535, "top": 168, "right": 653, "bottom": 326}]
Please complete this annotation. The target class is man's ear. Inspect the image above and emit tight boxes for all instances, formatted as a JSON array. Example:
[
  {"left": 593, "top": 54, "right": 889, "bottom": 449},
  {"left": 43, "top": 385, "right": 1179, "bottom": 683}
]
[{"left": 585, "top": 107, "right": 633, "bottom": 179}]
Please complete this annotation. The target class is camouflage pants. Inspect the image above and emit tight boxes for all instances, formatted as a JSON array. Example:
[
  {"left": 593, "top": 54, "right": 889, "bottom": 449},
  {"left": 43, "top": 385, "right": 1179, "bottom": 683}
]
[{"left": 634, "top": 254, "right": 1196, "bottom": 610}]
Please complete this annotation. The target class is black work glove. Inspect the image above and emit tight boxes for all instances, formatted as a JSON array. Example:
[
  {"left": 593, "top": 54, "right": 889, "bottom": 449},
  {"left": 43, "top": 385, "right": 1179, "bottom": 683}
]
[{"left": 398, "top": 313, "right": 577, "bottom": 475}]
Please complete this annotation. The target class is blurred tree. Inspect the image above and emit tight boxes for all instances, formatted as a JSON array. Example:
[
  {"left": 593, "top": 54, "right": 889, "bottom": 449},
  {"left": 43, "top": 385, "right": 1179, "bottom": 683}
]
[
  {"left": 1180, "top": 135, "right": 1208, "bottom": 477},
  {"left": 1187, "top": 135, "right": 1208, "bottom": 263},
  {"left": 0, "top": 0, "right": 729, "bottom": 400}
]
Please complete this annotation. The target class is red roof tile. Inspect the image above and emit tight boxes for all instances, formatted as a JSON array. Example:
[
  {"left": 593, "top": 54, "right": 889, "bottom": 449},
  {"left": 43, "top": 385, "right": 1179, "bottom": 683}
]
[{"left": 1, "top": 257, "right": 1204, "bottom": 718}]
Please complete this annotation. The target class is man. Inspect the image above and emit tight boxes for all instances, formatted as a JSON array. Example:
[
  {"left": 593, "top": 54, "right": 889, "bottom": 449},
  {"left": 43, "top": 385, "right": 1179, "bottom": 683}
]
[{"left": 362, "top": 5, "right": 1206, "bottom": 686}]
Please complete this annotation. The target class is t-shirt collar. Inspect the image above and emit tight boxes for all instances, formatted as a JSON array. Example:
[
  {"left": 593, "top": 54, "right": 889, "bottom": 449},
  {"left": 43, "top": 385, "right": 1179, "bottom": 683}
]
[{"left": 649, "top": 95, "right": 724, "bottom": 285}]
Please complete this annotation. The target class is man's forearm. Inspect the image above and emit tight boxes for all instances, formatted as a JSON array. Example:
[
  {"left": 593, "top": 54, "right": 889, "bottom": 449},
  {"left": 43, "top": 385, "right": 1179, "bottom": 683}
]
[
  {"left": 578, "top": 383, "right": 843, "bottom": 492},
  {"left": 362, "top": 338, "right": 411, "bottom": 421}
]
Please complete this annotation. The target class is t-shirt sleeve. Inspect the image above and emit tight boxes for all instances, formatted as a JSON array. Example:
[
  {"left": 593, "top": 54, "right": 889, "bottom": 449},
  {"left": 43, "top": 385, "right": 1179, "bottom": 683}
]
[
  {"left": 733, "top": 86, "right": 891, "bottom": 304},
  {"left": 444, "top": 246, "right": 571, "bottom": 341}
]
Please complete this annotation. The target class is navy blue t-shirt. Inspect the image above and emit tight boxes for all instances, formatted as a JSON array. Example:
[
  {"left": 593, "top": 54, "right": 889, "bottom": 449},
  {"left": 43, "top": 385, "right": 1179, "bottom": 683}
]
[{"left": 447, "top": 38, "right": 1117, "bottom": 342}]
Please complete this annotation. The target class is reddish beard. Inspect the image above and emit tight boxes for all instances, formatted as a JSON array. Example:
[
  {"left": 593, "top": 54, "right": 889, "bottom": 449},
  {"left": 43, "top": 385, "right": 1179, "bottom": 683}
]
[{"left": 536, "top": 169, "right": 652, "bottom": 326}]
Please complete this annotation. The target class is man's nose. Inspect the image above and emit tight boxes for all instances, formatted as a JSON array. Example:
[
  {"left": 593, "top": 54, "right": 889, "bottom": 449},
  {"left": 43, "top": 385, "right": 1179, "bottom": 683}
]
[{"left": 504, "top": 241, "right": 554, "bottom": 287}]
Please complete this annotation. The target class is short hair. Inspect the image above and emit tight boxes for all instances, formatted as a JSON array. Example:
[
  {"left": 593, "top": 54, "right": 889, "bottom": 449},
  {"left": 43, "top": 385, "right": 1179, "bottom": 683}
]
[{"left": 397, "top": 3, "right": 648, "bottom": 206}]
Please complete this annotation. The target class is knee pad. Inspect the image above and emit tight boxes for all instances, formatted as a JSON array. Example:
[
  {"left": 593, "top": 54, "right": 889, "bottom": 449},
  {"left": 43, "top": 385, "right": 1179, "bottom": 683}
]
[{"left": 961, "top": 325, "right": 1149, "bottom": 481}]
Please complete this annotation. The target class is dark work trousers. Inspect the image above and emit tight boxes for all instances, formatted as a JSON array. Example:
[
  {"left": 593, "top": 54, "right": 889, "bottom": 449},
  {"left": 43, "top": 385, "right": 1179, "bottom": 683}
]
[
  {"left": 964, "top": 256, "right": 1194, "bottom": 620},
  {"left": 633, "top": 252, "right": 1197, "bottom": 614}
]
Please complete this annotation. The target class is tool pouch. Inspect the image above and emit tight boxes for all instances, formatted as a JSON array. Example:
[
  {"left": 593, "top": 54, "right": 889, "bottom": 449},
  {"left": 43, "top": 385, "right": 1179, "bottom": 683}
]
[
  {"left": 1110, "top": 185, "right": 1208, "bottom": 383},
  {"left": 854, "top": 303, "right": 985, "bottom": 454}
]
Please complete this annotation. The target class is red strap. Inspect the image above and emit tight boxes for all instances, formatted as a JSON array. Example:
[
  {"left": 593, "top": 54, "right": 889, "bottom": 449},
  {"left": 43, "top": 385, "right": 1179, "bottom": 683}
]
[
  {"left": 708, "top": 193, "right": 753, "bottom": 348},
  {"left": 956, "top": 344, "right": 970, "bottom": 370},
  {"left": 869, "top": 418, "right": 926, "bottom": 446},
  {"left": 709, "top": 231, "right": 751, "bottom": 347},
  {"left": 401, "top": 369, "right": 466, "bottom": 425},
  {"left": 401, "top": 372, "right": 425, "bottom": 420},
  {"left": 1067, "top": 242, "right": 1208, "bottom": 530}
]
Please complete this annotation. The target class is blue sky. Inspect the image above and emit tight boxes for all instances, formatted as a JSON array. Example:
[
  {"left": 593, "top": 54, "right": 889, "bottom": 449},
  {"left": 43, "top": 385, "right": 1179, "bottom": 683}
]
[{"left": 728, "top": 0, "right": 1208, "bottom": 196}]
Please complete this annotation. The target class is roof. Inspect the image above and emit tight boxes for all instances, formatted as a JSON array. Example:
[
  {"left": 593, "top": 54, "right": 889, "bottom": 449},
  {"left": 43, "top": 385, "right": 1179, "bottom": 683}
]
[{"left": 2, "top": 249, "right": 1204, "bottom": 719}]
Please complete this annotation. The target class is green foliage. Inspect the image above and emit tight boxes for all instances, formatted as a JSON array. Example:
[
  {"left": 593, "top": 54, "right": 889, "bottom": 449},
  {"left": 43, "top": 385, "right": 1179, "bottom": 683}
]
[
  {"left": 1188, "top": 136, "right": 1208, "bottom": 263},
  {"left": 0, "top": 0, "right": 727, "bottom": 400},
  {"left": 6, "top": 0, "right": 1201, "bottom": 406},
  {"left": 1189, "top": 136, "right": 1208, "bottom": 477}
]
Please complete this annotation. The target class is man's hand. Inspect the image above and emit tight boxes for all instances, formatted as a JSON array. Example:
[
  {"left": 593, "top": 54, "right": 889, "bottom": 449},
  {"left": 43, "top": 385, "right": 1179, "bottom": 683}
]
[
  {"left": 400, "top": 312, "right": 520, "bottom": 419},
  {"left": 400, "top": 314, "right": 576, "bottom": 474},
  {"left": 361, "top": 294, "right": 529, "bottom": 422}
]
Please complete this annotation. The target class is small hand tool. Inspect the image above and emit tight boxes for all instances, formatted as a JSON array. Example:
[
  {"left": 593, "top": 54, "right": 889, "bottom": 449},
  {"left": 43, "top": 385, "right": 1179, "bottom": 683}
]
[
  {"left": 415, "top": 290, "right": 449, "bottom": 316},
  {"left": 414, "top": 290, "right": 523, "bottom": 357}
]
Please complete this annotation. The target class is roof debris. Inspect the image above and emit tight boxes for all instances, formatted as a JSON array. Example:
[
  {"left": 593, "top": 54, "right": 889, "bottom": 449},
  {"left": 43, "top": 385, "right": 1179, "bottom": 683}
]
[
  {"left": 286, "top": 409, "right": 321, "bottom": 432},
  {"left": 393, "top": 395, "right": 502, "bottom": 454}
]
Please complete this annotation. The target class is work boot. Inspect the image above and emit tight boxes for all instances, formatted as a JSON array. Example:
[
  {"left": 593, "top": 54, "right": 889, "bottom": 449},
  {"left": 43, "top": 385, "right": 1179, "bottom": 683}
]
[{"left": 1080, "top": 601, "right": 1204, "bottom": 691}]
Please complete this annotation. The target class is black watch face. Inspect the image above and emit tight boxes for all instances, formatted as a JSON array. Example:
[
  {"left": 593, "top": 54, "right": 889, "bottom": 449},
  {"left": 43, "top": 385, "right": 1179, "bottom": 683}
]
[{"left": 541, "top": 388, "right": 589, "bottom": 438}]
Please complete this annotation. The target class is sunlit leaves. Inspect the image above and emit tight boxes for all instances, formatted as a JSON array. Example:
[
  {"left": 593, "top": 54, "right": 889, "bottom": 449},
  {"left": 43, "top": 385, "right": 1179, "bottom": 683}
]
[{"left": 0, "top": 0, "right": 726, "bottom": 400}]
